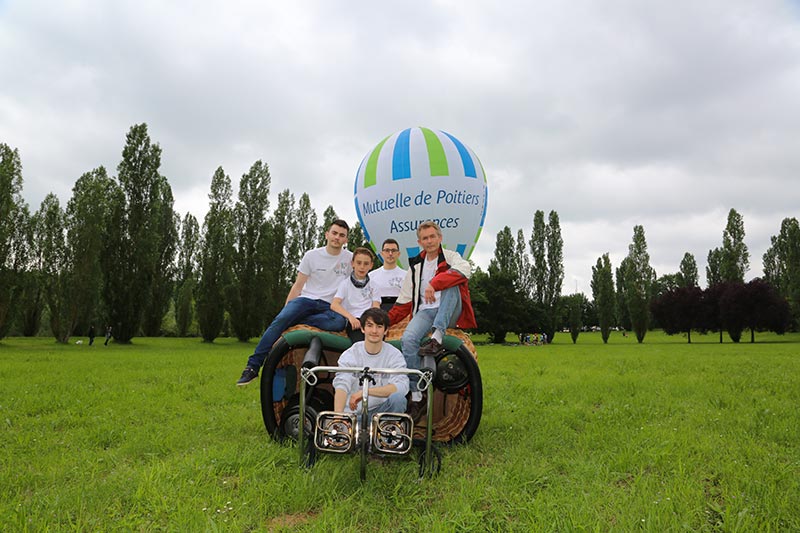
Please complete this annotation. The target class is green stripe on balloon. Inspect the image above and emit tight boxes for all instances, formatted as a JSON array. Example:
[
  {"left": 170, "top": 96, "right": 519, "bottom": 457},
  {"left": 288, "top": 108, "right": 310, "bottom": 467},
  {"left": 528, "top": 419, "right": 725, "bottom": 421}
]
[
  {"left": 364, "top": 135, "right": 390, "bottom": 188},
  {"left": 420, "top": 127, "right": 449, "bottom": 176}
]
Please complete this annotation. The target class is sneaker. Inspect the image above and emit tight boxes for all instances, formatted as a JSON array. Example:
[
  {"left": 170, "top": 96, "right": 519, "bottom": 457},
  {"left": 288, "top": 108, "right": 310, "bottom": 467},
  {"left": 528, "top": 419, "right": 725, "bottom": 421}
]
[
  {"left": 236, "top": 367, "right": 259, "bottom": 386},
  {"left": 407, "top": 391, "right": 428, "bottom": 423},
  {"left": 418, "top": 338, "right": 446, "bottom": 357}
]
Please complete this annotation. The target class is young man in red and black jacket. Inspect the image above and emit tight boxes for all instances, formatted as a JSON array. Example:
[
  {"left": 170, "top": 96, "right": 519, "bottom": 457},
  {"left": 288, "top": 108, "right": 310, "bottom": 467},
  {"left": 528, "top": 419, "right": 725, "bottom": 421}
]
[{"left": 388, "top": 221, "right": 476, "bottom": 418}]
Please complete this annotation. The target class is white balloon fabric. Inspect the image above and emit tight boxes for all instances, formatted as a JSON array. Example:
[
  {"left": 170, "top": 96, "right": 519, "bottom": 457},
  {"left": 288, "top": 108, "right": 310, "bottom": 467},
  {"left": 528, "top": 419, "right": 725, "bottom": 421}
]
[{"left": 354, "top": 127, "right": 488, "bottom": 266}]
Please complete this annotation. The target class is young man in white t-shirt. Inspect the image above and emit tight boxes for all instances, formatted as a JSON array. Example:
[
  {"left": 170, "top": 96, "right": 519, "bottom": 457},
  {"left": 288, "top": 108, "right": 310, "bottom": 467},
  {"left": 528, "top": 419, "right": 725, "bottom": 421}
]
[
  {"left": 330, "top": 247, "right": 381, "bottom": 342},
  {"left": 237, "top": 219, "right": 352, "bottom": 386},
  {"left": 333, "top": 308, "right": 409, "bottom": 415},
  {"left": 369, "top": 238, "right": 407, "bottom": 312}
]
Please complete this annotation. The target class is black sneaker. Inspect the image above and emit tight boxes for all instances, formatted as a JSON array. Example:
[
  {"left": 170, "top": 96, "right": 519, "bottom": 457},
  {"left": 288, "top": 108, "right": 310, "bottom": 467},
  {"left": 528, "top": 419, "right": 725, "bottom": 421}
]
[
  {"left": 418, "top": 338, "right": 446, "bottom": 357},
  {"left": 236, "top": 367, "right": 259, "bottom": 386}
]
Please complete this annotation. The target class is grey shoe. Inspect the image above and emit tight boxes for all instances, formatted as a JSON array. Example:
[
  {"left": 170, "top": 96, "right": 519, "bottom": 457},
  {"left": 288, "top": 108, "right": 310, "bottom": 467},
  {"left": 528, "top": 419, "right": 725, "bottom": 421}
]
[{"left": 236, "top": 367, "right": 259, "bottom": 386}]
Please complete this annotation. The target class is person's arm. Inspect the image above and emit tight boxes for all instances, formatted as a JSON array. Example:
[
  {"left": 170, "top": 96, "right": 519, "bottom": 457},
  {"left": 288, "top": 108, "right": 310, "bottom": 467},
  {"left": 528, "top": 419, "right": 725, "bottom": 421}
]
[
  {"left": 330, "top": 297, "right": 361, "bottom": 330},
  {"left": 347, "top": 384, "right": 398, "bottom": 411},
  {"left": 285, "top": 272, "right": 309, "bottom": 305},
  {"left": 334, "top": 388, "right": 348, "bottom": 412}
]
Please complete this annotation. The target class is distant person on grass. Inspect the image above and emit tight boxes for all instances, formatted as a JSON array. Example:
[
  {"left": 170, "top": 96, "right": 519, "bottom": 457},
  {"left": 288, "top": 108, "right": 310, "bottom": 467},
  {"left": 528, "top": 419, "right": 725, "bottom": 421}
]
[
  {"left": 333, "top": 308, "right": 409, "bottom": 415},
  {"left": 236, "top": 219, "right": 352, "bottom": 386},
  {"left": 330, "top": 247, "right": 381, "bottom": 343}
]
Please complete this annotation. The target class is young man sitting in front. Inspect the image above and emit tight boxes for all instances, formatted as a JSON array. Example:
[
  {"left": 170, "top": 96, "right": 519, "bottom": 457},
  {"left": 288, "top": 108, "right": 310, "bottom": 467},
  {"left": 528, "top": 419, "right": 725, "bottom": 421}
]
[{"left": 332, "top": 308, "right": 409, "bottom": 415}]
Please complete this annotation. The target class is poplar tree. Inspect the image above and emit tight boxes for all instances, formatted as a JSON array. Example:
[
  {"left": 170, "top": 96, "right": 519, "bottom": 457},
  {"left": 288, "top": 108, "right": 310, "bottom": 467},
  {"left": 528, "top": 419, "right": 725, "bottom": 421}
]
[
  {"left": 514, "top": 228, "right": 532, "bottom": 298},
  {"left": 197, "top": 167, "right": 234, "bottom": 342},
  {"left": 294, "top": 193, "right": 318, "bottom": 256},
  {"left": 17, "top": 205, "right": 43, "bottom": 336},
  {"left": 615, "top": 258, "right": 632, "bottom": 331},
  {"left": 0, "top": 143, "right": 27, "bottom": 339},
  {"left": 623, "top": 225, "right": 656, "bottom": 343},
  {"left": 720, "top": 208, "right": 749, "bottom": 283},
  {"left": 36, "top": 194, "right": 72, "bottom": 342},
  {"left": 228, "top": 160, "right": 271, "bottom": 341},
  {"left": 591, "top": 253, "right": 615, "bottom": 343},
  {"left": 317, "top": 205, "right": 338, "bottom": 247},
  {"left": 490, "top": 226, "right": 515, "bottom": 275},
  {"left": 678, "top": 252, "right": 699, "bottom": 288},
  {"left": 545, "top": 211, "right": 565, "bottom": 315},
  {"left": 66, "top": 167, "right": 115, "bottom": 334},
  {"left": 763, "top": 217, "right": 800, "bottom": 326},
  {"left": 142, "top": 177, "right": 178, "bottom": 336},
  {"left": 529, "top": 211, "right": 546, "bottom": 304},
  {"left": 175, "top": 213, "right": 199, "bottom": 337},
  {"left": 565, "top": 293, "right": 587, "bottom": 344},
  {"left": 527, "top": 210, "right": 564, "bottom": 340},
  {"left": 102, "top": 124, "right": 166, "bottom": 343},
  {"left": 347, "top": 221, "right": 367, "bottom": 252},
  {"left": 262, "top": 189, "right": 296, "bottom": 321},
  {"left": 706, "top": 248, "right": 723, "bottom": 287}
]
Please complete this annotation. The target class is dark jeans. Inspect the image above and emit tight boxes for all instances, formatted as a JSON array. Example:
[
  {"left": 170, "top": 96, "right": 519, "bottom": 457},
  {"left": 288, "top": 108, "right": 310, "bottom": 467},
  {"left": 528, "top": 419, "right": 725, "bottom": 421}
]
[{"left": 246, "top": 297, "right": 347, "bottom": 369}]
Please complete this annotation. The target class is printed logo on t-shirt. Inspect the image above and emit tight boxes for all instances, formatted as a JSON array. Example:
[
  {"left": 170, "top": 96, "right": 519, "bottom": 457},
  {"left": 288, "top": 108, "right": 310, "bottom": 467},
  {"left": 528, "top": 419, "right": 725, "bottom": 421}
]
[{"left": 334, "top": 262, "right": 350, "bottom": 276}]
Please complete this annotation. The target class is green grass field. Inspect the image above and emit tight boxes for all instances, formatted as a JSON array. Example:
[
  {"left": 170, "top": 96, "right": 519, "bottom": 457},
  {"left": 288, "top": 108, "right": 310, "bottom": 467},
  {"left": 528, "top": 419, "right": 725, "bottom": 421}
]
[{"left": 1, "top": 331, "right": 798, "bottom": 531}]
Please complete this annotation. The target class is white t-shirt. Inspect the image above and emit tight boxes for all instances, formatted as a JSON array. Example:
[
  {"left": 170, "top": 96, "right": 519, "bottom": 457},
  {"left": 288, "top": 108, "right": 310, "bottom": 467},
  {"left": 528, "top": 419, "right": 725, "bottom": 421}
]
[
  {"left": 298, "top": 247, "right": 353, "bottom": 302},
  {"left": 334, "top": 277, "right": 379, "bottom": 317},
  {"left": 418, "top": 256, "right": 441, "bottom": 311},
  {"left": 369, "top": 266, "right": 407, "bottom": 299},
  {"left": 332, "top": 341, "right": 410, "bottom": 413}
]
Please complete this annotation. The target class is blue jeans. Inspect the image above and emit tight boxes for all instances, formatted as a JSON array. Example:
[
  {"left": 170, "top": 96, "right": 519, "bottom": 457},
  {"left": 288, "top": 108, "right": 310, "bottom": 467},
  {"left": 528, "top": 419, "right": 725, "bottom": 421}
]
[
  {"left": 401, "top": 286, "right": 462, "bottom": 391},
  {"left": 367, "top": 391, "right": 408, "bottom": 414},
  {"left": 247, "top": 297, "right": 346, "bottom": 370}
]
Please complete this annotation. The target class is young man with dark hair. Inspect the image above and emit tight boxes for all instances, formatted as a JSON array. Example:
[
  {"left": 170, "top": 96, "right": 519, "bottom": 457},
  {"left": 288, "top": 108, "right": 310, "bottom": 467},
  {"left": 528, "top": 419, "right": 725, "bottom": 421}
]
[
  {"left": 388, "top": 221, "right": 476, "bottom": 418},
  {"left": 369, "top": 238, "right": 407, "bottom": 312},
  {"left": 237, "top": 219, "right": 352, "bottom": 386},
  {"left": 332, "top": 308, "right": 409, "bottom": 414}
]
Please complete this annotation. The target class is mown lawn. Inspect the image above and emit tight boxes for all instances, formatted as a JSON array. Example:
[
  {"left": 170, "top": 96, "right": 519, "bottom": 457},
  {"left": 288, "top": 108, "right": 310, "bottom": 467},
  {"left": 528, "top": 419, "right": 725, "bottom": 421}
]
[{"left": 1, "top": 331, "right": 798, "bottom": 531}]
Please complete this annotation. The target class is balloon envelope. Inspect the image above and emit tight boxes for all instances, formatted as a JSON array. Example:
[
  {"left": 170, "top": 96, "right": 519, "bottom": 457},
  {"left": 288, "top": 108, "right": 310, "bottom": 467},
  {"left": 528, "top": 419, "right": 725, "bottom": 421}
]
[{"left": 354, "top": 127, "right": 488, "bottom": 266}]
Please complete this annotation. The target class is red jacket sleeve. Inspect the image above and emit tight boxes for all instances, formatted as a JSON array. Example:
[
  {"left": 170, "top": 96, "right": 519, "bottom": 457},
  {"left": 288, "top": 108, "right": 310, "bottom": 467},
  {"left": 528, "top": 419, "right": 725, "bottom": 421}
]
[
  {"left": 388, "top": 301, "right": 412, "bottom": 326},
  {"left": 428, "top": 269, "right": 468, "bottom": 292}
]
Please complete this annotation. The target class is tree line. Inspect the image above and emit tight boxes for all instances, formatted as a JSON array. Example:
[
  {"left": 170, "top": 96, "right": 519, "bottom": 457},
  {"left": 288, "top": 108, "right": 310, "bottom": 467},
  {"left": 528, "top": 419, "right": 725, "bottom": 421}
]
[
  {"left": 0, "top": 124, "right": 367, "bottom": 343},
  {"left": 470, "top": 209, "right": 798, "bottom": 344},
  {"left": 2, "top": 127, "right": 798, "bottom": 344}
]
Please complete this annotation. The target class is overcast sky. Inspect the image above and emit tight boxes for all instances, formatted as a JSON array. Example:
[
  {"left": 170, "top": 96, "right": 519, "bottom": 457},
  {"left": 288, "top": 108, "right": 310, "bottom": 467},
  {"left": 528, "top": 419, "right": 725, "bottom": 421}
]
[{"left": 2, "top": 0, "right": 799, "bottom": 295}]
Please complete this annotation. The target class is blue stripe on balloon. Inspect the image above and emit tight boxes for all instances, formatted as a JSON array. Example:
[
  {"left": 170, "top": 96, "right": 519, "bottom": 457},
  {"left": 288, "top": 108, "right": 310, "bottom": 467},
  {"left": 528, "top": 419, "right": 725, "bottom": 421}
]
[
  {"left": 456, "top": 243, "right": 467, "bottom": 256},
  {"left": 392, "top": 129, "right": 412, "bottom": 180},
  {"left": 354, "top": 195, "right": 370, "bottom": 243},
  {"left": 406, "top": 246, "right": 420, "bottom": 259},
  {"left": 442, "top": 131, "right": 476, "bottom": 178}
]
